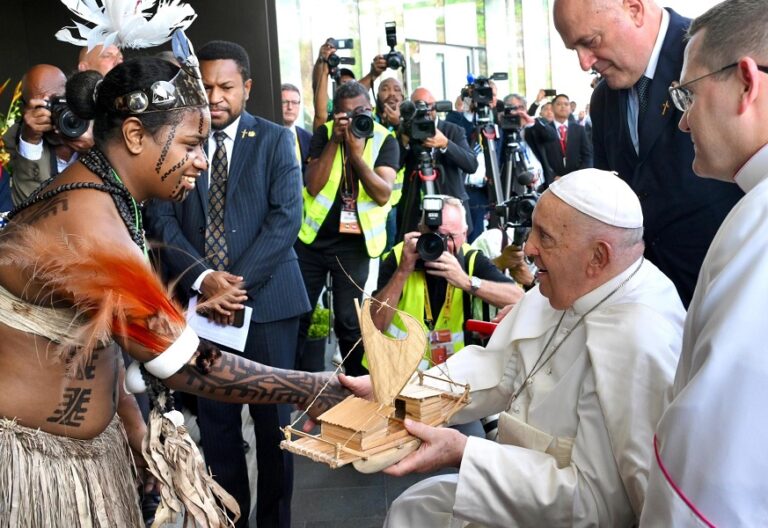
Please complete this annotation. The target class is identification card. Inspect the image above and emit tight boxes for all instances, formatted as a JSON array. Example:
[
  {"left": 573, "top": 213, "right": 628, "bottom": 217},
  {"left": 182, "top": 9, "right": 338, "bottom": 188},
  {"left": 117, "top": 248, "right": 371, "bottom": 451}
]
[
  {"left": 339, "top": 197, "right": 361, "bottom": 234},
  {"left": 429, "top": 329, "right": 454, "bottom": 365}
]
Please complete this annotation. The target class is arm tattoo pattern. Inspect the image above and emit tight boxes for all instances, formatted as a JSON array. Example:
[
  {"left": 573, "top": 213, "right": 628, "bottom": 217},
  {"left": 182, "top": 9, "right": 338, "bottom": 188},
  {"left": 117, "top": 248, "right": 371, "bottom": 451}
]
[
  {"left": 47, "top": 387, "right": 92, "bottom": 427},
  {"left": 176, "top": 353, "right": 348, "bottom": 415}
]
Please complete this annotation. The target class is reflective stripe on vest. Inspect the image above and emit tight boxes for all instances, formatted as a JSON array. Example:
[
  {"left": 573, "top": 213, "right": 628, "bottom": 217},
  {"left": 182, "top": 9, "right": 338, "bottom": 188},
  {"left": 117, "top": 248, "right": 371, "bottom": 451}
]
[
  {"left": 390, "top": 166, "right": 405, "bottom": 206},
  {"left": 386, "top": 241, "right": 477, "bottom": 357},
  {"left": 298, "top": 121, "right": 394, "bottom": 257}
]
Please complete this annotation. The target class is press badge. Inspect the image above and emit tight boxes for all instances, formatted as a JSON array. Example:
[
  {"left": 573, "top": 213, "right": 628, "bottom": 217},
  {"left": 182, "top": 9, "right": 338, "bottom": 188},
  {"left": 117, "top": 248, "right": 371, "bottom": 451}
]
[
  {"left": 429, "top": 329, "right": 453, "bottom": 365},
  {"left": 339, "top": 197, "right": 362, "bottom": 234}
]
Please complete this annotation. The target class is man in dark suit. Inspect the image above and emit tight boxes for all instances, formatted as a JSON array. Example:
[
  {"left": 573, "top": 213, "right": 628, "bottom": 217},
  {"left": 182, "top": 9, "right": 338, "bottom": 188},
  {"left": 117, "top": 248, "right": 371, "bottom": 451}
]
[
  {"left": 281, "top": 82, "right": 311, "bottom": 173},
  {"left": 144, "top": 41, "right": 309, "bottom": 528},
  {"left": 536, "top": 93, "right": 593, "bottom": 186},
  {"left": 397, "top": 87, "right": 478, "bottom": 240},
  {"left": 554, "top": 0, "right": 743, "bottom": 307}
]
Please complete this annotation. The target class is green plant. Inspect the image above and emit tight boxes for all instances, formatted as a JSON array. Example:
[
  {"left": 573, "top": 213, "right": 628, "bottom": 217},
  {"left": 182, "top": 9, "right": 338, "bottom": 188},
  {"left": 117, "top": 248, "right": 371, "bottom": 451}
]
[{"left": 307, "top": 305, "right": 330, "bottom": 339}]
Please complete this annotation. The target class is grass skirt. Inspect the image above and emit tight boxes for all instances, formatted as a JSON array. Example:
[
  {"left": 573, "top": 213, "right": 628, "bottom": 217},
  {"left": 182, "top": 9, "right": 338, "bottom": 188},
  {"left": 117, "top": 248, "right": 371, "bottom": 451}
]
[{"left": 0, "top": 415, "right": 143, "bottom": 527}]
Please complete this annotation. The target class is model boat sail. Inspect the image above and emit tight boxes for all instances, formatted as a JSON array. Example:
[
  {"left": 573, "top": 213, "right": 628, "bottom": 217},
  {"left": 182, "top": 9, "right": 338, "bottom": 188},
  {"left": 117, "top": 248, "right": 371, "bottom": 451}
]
[{"left": 280, "top": 297, "right": 469, "bottom": 473}]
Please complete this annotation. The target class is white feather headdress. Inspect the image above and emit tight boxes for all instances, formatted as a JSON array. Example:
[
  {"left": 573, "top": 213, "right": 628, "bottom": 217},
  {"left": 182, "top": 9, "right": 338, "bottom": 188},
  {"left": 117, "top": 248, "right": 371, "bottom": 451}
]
[{"left": 56, "top": 0, "right": 197, "bottom": 50}]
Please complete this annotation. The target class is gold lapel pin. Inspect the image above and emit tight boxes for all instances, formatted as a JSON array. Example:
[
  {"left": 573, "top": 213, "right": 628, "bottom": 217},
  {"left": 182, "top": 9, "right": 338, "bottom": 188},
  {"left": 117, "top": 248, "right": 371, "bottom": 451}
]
[{"left": 661, "top": 100, "right": 670, "bottom": 116}]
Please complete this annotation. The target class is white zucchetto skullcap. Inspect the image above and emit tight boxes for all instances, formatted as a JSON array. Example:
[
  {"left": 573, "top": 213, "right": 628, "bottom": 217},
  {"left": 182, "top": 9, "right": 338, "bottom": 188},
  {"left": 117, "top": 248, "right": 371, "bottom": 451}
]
[{"left": 548, "top": 169, "right": 643, "bottom": 228}]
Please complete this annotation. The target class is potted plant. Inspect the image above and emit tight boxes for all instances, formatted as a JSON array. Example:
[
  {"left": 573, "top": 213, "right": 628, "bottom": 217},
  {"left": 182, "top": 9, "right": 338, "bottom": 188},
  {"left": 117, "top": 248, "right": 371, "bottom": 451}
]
[{"left": 299, "top": 305, "right": 330, "bottom": 372}]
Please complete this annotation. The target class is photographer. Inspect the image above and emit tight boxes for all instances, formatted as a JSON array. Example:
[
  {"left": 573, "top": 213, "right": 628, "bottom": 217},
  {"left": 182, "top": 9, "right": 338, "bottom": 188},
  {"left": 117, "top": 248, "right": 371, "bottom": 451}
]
[
  {"left": 312, "top": 38, "right": 386, "bottom": 131},
  {"left": 396, "top": 87, "right": 478, "bottom": 241},
  {"left": 3, "top": 64, "right": 93, "bottom": 206},
  {"left": 372, "top": 195, "right": 521, "bottom": 365},
  {"left": 297, "top": 81, "right": 398, "bottom": 376}
]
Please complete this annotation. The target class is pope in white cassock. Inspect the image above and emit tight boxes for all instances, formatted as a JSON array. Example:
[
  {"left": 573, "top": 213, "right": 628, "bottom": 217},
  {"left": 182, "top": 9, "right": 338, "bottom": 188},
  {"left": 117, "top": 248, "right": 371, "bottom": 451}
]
[
  {"left": 354, "top": 168, "right": 686, "bottom": 527},
  {"left": 641, "top": 1, "right": 768, "bottom": 525}
]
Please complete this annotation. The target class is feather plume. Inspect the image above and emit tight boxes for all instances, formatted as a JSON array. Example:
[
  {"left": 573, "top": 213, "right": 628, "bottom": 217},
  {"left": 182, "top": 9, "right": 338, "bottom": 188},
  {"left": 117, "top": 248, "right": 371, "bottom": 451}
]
[
  {"left": 56, "top": 0, "right": 197, "bottom": 50},
  {"left": 0, "top": 226, "right": 186, "bottom": 367}
]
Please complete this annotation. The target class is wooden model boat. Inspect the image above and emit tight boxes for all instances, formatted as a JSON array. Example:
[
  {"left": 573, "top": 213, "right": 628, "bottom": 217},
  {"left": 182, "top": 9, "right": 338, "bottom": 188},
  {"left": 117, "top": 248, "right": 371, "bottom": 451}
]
[{"left": 280, "top": 297, "right": 469, "bottom": 473}]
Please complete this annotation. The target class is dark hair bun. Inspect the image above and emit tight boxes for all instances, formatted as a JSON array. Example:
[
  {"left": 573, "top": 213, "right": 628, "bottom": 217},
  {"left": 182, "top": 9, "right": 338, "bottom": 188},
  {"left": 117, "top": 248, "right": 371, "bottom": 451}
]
[{"left": 66, "top": 70, "right": 104, "bottom": 120}]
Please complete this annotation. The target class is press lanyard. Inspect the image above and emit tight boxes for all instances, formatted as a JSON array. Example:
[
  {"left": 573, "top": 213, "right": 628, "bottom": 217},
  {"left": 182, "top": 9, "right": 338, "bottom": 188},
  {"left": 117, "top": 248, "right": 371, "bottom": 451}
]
[{"left": 423, "top": 278, "right": 452, "bottom": 331}]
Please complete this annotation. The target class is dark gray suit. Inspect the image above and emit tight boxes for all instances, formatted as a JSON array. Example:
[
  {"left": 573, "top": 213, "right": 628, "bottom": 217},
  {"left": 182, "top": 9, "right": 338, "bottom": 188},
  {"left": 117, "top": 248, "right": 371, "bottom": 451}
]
[{"left": 145, "top": 111, "right": 309, "bottom": 528}]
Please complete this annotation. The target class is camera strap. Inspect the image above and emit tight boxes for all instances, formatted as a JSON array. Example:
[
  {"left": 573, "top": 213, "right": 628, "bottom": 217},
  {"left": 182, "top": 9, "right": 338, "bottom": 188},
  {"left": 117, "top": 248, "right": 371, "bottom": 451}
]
[{"left": 339, "top": 144, "right": 361, "bottom": 235}]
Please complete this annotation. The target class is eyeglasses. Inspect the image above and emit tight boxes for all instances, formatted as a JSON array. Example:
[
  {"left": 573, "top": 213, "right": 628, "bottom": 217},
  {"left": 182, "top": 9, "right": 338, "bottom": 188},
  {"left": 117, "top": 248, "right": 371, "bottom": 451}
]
[
  {"left": 282, "top": 100, "right": 300, "bottom": 107},
  {"left": 669, "top": 63, "right": 768, "bottom": 112}
]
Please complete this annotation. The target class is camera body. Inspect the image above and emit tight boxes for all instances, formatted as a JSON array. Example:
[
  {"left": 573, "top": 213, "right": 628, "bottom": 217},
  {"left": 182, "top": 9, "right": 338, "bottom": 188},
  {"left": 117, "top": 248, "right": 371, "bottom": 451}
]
[
  {"left": 416, "top": 195, "right": 449, "bottom": 262},
  {"left": 399, "top": 100, "right": 453, "bottom": 141},
  {"left": 497, "top": 101, "right": 522, "bottom": 132},
  {"left": 344, "top": 106, "right": 374, "bottom": 139},
  {"left": 325, "top": 38, "right": 356, "bottom": 79},
  {"left": 46, "top": 96, "right": 89, "bottom": 139},
  {"left": 384, "top": 22, "right": 406, "bottom": 70},
  {"left": 497, "top": 191, "right": 539, "bottom": 228}
]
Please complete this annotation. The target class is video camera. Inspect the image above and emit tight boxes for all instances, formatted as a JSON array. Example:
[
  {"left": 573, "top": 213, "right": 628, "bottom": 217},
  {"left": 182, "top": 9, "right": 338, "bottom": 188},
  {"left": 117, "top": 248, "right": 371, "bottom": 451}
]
[
  {"left": 399, "top": 99, "right": 452, "bottom": 141},
  {"left": 461, "top": 72, "right": 508, "bottom": 125},
  {"left": 416, "top": 195, "right": 448, "bottom": 262},
  {"left": 496, "top": 101, "right": 522, "bottom": 132},
  {"left": 46, "top": 96, "right": 89, "bottom": 139},
  {"left": 497, "top": 191, "right": 540, "bottom": 245},
  {"left": 344, "top": 106, "right": 374, "bottom": 139},
  {"left": 383, "top": 22, "right": 405, "bottom": 71},
  {"left": 325, "top": 38, "right": 356, "bottom": 81}
]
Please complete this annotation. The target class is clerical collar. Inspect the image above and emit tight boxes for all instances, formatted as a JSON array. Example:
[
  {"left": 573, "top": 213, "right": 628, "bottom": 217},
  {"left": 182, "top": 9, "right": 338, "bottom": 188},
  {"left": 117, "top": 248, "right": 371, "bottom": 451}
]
[
  {"left": 571, "top": 257, "right": 644, "bottom": 315},
  {"left": 644, "top": 8, "right": 670, "bottom": 81},
  {"left": 734, "top": 142, "right": 768, "bottom": 193}
]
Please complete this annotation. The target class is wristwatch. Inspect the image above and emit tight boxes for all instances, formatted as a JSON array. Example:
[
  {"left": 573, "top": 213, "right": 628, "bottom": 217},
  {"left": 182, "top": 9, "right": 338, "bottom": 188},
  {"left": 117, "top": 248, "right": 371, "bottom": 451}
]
[{"left": 470, "top": 276, "right": 482, "bottom": 294}]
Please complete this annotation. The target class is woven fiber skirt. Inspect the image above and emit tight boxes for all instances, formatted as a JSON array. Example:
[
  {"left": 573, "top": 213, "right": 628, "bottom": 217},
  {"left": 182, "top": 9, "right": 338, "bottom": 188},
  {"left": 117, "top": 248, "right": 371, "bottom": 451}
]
[{"left": 0, "top": 414, "right": 143, "bottom": 528}]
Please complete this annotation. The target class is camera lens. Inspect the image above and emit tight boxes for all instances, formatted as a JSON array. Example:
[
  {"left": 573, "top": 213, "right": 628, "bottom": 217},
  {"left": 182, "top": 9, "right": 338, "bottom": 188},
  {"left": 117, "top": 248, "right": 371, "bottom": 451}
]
[
  {"left": 57, "top": 108, "right": 89, "bottom": 139},
  {"left": 416, "top": 233, "right": 447, "bottom": 261},
  {"left": 327, "top": 53, "right": 340, "bottom": 68},
  {"left": 350, "top": 111, "right": 374, "bottom": 139}
]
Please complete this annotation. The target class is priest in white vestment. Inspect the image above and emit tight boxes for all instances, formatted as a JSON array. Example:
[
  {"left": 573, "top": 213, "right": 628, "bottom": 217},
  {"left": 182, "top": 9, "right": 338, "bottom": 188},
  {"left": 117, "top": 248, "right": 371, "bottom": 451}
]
[
  {"left": 343, "top": 169, "right": 685, "bottom": 527},
  {"left": 641, "top": 2, "right": 768, "bottom": 525}
]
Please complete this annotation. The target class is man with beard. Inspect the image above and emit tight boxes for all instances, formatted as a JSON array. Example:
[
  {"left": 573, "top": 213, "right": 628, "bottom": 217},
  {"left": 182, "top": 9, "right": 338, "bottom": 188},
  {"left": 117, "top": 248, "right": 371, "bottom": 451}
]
[
  {"left": 144, "top": 40, "right": 309, "bottom": 528},
  {"left": 375, "top": 77, "right": 406, "bottom": 249}
]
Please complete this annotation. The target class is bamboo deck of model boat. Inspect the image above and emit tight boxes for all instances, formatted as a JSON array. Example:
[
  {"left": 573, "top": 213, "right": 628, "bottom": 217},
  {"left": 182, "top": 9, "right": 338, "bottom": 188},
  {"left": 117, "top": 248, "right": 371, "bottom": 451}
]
[{"left": 281, "top": 298, "right": 469, "bottom": 472}]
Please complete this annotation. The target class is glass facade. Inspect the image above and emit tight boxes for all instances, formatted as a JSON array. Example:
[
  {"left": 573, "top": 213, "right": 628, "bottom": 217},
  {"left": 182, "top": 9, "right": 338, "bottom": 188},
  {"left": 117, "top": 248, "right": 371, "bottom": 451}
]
[{"left": 276, "top": 0, "right": 724, "bottom": 129}]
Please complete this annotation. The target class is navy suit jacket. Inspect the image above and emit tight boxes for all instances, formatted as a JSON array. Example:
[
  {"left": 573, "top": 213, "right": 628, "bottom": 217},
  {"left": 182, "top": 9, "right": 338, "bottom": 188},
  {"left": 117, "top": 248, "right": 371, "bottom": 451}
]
[
  {"left": 145, "top": 111, "right": 310, "bottom": 323},
  {"left": 590, "top": 8, "right": 743, "bottom": 306},
  {"left": 538, "top": 122, "right": 592, "bottom": 180},
  {"left": 296, "top": 125, "right": 312, "bottom": 172}
]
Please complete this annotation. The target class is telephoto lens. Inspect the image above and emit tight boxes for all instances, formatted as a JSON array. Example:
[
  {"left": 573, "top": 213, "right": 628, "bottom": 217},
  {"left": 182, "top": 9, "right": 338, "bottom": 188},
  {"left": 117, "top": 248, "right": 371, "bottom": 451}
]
[{"left": 47, "top": 96, "right": 89, "bottom": 139}]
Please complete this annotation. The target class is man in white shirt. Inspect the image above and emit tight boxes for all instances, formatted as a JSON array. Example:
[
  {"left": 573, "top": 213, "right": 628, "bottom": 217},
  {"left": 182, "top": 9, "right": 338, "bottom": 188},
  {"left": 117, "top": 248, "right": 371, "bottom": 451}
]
[
  {"left": 641, "top": 1, "right": 768, "bottom": 525},
  {"left": 553, "top": 0, "right": 743, "bottom": 308},
  {"left": 281, "top": 82, "right": 311, "bottom": 172},
  {"left": 347, "top": 168, "right": 684, "bottom": 526}
]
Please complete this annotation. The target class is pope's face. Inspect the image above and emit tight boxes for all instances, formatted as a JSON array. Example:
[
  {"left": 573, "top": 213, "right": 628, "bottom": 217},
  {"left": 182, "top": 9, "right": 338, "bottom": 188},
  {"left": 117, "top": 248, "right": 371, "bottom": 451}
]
[{"left": 524, "top": 192, "right": 594, "bottom": 310}]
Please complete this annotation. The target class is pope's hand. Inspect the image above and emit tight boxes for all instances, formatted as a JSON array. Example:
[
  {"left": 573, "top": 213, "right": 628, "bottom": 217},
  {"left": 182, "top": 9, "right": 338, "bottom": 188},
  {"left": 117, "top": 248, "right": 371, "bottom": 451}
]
[{"left": 382, "top": 419, "right": 467, "bottom": 476}]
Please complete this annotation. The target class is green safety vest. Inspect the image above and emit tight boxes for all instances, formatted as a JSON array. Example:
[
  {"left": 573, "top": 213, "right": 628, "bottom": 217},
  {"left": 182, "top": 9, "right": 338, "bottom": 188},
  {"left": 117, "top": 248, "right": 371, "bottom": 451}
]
[
  {"left": 386, "top": 241, "right": 478, "bottom": 358},
  {"left": 298, "top": 120, "right": 393, "bottom": 258}
]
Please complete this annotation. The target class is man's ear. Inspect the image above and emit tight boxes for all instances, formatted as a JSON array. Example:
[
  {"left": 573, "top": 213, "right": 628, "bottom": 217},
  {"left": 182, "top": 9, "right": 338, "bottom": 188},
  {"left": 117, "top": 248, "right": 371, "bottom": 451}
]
[
  {"left": 587, "top": 240, "right": 612, "bottom": 277},
  {"left": 736, "top": 57, "right": 761, "bottom": 115},
  {"left": 122, "top": 117, "right": 145, "bottom": 155},
  {"left": 625, "top": 0, "right": 646, "bottom": 28},
  {"left": 244, "top": 78, "right": 253, "bottom": 101}
]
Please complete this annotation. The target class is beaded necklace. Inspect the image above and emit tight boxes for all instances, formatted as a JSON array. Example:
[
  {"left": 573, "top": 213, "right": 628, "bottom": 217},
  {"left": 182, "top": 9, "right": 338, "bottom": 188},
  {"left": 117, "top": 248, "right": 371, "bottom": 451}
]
[{"left": 8, "top": 148, "right": 147, "bottom": 255}]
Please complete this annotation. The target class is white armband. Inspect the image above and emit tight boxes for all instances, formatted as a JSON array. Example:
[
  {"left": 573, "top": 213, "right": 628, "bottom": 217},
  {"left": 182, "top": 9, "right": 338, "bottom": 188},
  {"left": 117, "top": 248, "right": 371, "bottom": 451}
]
[
  {"left": 124, "top": 361, "right": 147, "bottom": 394},
  {"left": 144, "top": 325, "right": 200, "bottom": 379}
]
